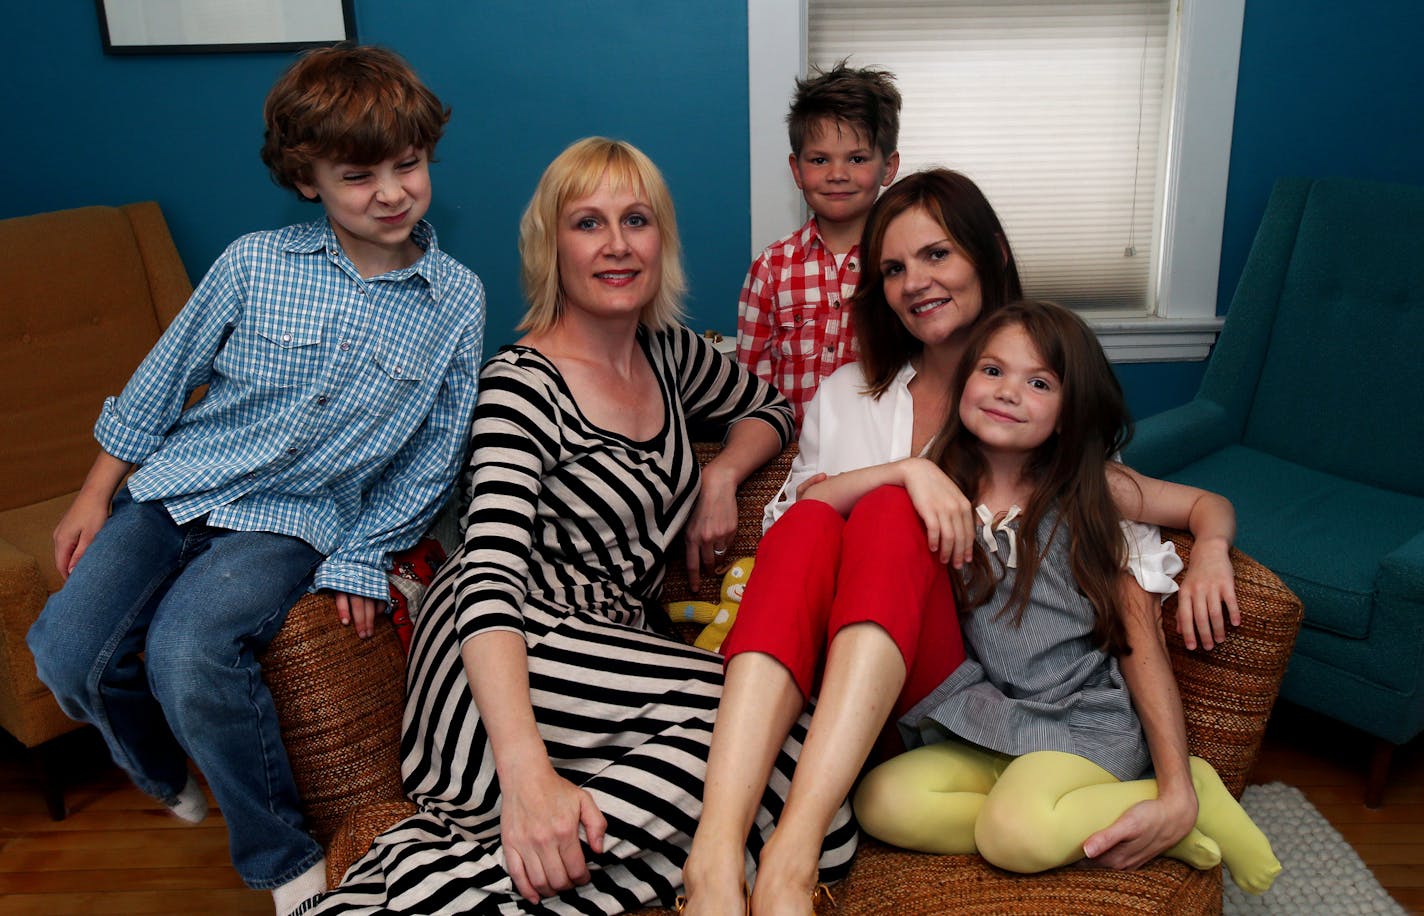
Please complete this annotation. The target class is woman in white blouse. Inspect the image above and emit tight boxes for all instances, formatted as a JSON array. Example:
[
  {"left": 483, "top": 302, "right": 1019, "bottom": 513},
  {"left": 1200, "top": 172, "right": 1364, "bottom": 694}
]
[{"left": 683, "top": 170, "right": 1207, "bottom": 916}]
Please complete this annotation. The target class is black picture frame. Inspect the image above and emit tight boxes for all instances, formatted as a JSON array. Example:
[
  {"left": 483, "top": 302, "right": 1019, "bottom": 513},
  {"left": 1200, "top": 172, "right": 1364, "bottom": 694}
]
[{"left": 97, "top": 0, "right": 356, "bottom": 55}]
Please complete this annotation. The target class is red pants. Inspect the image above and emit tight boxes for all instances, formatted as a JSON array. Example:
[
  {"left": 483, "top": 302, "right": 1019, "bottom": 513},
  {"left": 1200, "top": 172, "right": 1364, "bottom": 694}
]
[{"left": 722, "top": 485, "right": 966, "bottom": 727}]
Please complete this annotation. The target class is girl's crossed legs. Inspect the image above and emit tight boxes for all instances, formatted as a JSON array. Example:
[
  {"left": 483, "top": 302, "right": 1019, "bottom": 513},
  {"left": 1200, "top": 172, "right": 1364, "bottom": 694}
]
[{"left": 855, "top": 741, "right": 1281, "bottom": 895}]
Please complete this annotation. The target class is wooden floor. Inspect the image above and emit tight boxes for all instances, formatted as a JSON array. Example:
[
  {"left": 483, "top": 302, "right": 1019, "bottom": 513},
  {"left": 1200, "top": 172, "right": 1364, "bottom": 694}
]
[{"left": 1, "top": 704, "right": 1420, "bottom": 915}]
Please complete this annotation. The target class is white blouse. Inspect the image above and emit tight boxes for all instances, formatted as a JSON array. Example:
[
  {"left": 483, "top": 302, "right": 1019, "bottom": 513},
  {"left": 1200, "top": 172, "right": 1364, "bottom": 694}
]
[{"left": 764, "top": 361, "right": 1183, "bottom": 596}]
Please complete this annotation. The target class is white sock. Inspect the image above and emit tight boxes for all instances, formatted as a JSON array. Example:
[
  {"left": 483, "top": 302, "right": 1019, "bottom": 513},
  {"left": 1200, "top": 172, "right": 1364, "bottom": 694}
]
[
  {"left": 166, "top": 774, "right": 208, "bottom": 824},
  {"left": 272, "top": 857, "right": 327, "bottom": 916}
]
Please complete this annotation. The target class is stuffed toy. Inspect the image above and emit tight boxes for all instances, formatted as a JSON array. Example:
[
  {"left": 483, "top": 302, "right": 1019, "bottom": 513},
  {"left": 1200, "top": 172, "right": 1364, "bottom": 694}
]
[
  {"left": 666, "top": 557, "right": 755, "bottom": 653},
  {"left": 387, "top": 537, "right": 447, "bottom": 654}
]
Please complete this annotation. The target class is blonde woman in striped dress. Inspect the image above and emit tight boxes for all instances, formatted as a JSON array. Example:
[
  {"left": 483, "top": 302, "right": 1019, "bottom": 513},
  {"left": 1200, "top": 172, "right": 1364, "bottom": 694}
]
[{"left": 312, "top": 138, "right": 857, "bottom": 915}]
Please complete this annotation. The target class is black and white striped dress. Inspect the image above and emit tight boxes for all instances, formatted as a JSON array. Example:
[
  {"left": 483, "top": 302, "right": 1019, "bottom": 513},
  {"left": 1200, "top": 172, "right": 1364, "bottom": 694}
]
[{"left": 315, "top": 326, "right": 858, "bottom": 915}]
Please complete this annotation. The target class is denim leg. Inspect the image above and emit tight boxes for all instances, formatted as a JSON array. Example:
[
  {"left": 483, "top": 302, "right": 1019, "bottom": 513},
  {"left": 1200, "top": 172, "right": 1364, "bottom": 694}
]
[
  {"left": 27, "top": 490, "right": 192, "bottom": 800},
  {"left": 143, "top": 525, "right": 325, "bottom": 889}
]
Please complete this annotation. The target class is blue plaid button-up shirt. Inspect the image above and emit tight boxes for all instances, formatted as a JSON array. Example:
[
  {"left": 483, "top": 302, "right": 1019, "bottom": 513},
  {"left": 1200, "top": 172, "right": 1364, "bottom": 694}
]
[{"left": 95, "top": 218, "right": 486, "bottom": 600}]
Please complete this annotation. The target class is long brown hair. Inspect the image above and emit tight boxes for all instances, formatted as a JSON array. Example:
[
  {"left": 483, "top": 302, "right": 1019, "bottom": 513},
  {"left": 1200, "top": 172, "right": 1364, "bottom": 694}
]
[
  {"left": 851, "top": 169, "right": 1023, "bottom": 397},
  {"left": 934, "top": 300, "right": 1133, "bottom": 655}
]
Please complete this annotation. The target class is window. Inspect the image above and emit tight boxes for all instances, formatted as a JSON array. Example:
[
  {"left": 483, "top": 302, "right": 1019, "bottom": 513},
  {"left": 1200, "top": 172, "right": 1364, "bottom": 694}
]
[{"left": 747, "top": 0, "right": 1244, "bottom": 361}]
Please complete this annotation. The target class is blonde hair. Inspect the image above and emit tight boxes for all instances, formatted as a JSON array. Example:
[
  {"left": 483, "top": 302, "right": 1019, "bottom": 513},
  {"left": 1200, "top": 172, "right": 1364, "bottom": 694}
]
[{"left": 518, "top": 137, "right": 687, "bottom": 334}]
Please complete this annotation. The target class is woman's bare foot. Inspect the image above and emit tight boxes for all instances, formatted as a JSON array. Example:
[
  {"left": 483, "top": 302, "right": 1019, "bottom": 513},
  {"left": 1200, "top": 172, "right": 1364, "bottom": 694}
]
[
  {"left": 749, "top": 832, "right": 822, "bottom": 916},
  {"left": 681, "top": 843, "right": 748, "bottom": 916}
]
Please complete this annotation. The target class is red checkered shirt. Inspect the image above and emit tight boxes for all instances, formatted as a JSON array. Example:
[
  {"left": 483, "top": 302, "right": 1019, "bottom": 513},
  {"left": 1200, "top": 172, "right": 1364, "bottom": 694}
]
[{"left": 735, "top": 217, "right": 861, "bottom": 427}]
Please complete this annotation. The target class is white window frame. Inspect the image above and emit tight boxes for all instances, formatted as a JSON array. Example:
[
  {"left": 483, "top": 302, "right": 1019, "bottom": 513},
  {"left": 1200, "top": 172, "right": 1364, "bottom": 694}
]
[{"left": 746, "top": 0, "right": 1243, "bottom": 363}]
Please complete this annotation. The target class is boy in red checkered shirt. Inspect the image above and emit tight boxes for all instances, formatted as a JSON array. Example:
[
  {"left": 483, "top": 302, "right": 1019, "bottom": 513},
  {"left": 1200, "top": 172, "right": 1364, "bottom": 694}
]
[{"left": 735, "top": 61, "right": 901, "bottom": 427}]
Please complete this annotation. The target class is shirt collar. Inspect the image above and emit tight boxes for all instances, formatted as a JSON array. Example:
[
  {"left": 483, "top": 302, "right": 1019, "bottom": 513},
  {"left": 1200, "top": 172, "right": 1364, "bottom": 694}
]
[
  {"left": 284, "top": 218, "right": 445, "bottom": 304},
  {"left": 791, "top": 216, "right": 828, "bottom": 265},
  {"left": 792, "top": 215, "right": 860, "bottom": 266}
]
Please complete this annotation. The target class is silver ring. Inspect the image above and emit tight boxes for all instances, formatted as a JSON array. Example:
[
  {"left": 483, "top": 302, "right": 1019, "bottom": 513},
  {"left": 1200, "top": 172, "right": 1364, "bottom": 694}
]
[{"left": 712, "top": 546, "right": 728, "bottom": 556}]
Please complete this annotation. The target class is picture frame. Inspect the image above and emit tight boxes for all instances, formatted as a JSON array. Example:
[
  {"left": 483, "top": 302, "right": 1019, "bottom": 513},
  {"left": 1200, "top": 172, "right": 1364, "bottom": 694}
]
[{"left": 97, "top": 0, "right": 356, "bottom": 55}]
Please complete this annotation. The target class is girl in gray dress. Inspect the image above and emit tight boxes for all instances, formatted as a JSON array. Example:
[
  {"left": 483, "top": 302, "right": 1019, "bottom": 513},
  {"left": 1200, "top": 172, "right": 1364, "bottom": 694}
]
[{"left": 849, "top": 301, "right": 1282, "bottom": 895}]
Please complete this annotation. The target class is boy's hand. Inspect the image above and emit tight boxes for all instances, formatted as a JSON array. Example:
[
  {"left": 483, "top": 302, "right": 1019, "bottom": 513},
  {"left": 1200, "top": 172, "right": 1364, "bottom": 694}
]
[
  {"left": 900, "top": 458, "right": 975, "bottom": 568},
  {"left": 1175, "top": 543, "right": 1239, "bottom": 650},
  {"left": 333, "top": 591, "right": 383, "bottom": 639},
  {"left": 52, "top": 492, "right": 112, "bottom": 580},
  {"left": 52, "top": 452, "right": 130, "bottom": 580}
]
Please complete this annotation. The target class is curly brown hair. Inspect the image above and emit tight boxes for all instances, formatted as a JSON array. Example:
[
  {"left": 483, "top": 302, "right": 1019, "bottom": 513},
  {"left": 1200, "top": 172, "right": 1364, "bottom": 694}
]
[{"left": 260, "top": 45, "right": 449, "bottom": 199}]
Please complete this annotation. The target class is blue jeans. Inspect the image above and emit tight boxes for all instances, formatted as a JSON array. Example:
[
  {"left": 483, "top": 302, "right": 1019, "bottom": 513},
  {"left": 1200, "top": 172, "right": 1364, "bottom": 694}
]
[{"left": 28, "top": 489, "right": 325, "bottom": 889}]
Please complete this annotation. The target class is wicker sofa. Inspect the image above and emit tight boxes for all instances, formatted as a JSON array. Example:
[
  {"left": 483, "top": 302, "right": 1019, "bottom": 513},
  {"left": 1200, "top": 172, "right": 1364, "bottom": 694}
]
[
  {"left": 0, "top": 202, "right": 192, "bottom": 818},
  {"left": 261, "top": 444, "right": 1303, "bottom": 914}
]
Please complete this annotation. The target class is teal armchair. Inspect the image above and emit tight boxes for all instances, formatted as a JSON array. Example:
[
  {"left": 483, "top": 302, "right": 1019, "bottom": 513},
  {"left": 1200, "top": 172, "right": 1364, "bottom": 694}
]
[{"left": 1126, "top": 177, "right": 1424, "bottom": 806}]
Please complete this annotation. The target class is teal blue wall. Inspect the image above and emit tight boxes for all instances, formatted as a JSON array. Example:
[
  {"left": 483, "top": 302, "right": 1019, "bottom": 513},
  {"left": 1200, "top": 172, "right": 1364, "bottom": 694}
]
[
  {"left": 5, "top": 1, "right": 1421, "bottom": 421},
  {"left": 1217, "top": 0, "right": 1424, "bottom": 319},
  {"left": 4, "top": 1, "right": 750, "bottom": 352}
]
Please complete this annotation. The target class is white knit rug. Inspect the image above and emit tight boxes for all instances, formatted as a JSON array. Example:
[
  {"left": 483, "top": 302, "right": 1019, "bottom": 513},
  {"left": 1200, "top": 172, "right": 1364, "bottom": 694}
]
[{"left": 1224, "top": 782, "right": 1406, "bottom": 915}]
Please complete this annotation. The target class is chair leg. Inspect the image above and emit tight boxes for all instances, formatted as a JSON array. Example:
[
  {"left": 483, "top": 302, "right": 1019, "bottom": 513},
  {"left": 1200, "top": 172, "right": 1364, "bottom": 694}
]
[
  {"left": 1364, "top": 738, "right": 1394, "bottom": 809},
  {"left": 30, "top": 740, "right": 68, "bottom": 820}
]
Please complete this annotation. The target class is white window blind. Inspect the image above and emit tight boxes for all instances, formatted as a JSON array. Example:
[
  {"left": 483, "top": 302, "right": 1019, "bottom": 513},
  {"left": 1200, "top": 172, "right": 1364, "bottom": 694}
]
[{"left": 809, "top": 0, "right": 1171, "bottom": 314}]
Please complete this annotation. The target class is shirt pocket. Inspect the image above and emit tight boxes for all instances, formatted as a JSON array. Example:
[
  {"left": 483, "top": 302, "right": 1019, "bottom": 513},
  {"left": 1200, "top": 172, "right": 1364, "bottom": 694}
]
[
  {"left": 772, "top": 301, "right": 819, "bottom": 361},
  {"left": 232, "top": 314, "right": 323, "bottom": 390},
  {"left": 358, "top": 337, "right": 427, "bottom": 421}
]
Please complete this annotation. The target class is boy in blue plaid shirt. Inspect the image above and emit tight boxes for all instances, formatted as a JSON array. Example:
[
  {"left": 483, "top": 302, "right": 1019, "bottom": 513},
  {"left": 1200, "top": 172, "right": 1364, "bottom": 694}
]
[{"left": 28, "top": 46, "right": 484, "bottom": 915}]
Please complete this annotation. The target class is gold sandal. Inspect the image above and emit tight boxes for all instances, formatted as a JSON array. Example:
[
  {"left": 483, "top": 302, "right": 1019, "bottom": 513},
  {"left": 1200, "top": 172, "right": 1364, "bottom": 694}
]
[{"left": 674, "top": 882, "right": 750, "bottom": 915}]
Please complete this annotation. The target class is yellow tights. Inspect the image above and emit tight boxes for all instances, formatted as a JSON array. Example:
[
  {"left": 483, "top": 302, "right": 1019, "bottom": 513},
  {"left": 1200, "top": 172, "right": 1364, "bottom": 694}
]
[{"left": 853, "top": 742, "right": 1281, "bottom": 895}]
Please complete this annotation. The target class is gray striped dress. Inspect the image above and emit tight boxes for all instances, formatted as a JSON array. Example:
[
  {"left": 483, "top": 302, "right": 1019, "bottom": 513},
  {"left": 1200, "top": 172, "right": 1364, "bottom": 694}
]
[
  {"left": 898, "top": 507, "right": 1150, "bottom": 781},
  {"left": 314, "top": 326, "right": 858, "bottom": 915}
]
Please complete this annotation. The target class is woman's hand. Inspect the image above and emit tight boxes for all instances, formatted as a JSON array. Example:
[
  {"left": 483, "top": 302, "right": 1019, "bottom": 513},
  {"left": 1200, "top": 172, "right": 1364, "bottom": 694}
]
[
  {"left": 899, "top": 458, "right": 975, "bottom": 568},
  {"left": 499, "top": 763, "right": 608, "bottom": 904},
  {"left": 1082, "top": 790, "right": 1198, "bottom": 869},
  {"left": 684, "top": 463, "right": 739, "bottom": 592},
  {"left": 1109, "top": 468, "right": 1238, "bottom": 651},
  {"left": 1174, "top": 540, "right": 1239, "bottom": 650}
]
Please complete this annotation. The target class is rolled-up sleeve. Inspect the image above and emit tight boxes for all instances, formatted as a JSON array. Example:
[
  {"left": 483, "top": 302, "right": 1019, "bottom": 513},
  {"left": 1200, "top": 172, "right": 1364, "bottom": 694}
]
[{"left": 95, "top": 250, "right": 243, "bottom": 462}]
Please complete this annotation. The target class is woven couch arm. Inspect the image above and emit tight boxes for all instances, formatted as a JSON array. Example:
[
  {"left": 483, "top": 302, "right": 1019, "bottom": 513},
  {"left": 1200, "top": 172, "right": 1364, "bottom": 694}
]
[
  {"left": 260, "top": 593, "right": 410, "bottom": 850},
  {"left": 662, "top": 443, "right": 797, "bottom": 606},
  {"left": 1162, "top": 531, "right": 1303, "bottom": 796},
  {"left": 663, "top": 444, "right": 1302, "bottom": 801}
]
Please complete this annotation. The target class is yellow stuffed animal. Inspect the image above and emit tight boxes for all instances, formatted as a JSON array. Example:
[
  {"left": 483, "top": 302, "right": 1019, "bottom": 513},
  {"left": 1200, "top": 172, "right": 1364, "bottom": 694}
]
[{"left": 666, "top": 557, "right": 755, "bottom": 653}]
